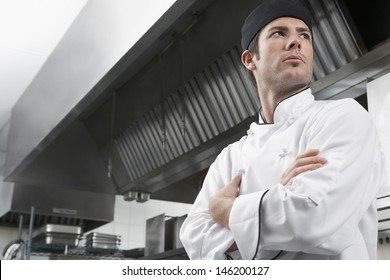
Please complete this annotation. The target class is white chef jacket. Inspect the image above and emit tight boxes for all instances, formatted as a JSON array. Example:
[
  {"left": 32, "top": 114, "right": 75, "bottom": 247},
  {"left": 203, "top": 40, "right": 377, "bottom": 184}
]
[{"left": 180, "top": 88, "right": 386, "bottom": 260}]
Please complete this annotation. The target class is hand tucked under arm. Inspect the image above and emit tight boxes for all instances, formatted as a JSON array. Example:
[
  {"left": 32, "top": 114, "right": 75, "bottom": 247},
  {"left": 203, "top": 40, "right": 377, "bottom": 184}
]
[
  {"left": 209, "top": 172, "right": 242, "bottom": 228},
  {"left": 280, "top": 149, "right": 327, "bottom": 186}
]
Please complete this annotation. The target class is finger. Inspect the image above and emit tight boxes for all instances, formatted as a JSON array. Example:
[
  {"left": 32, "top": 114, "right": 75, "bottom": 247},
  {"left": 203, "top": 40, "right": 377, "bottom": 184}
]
[
  {"left": 280, "top": 149, "right": 326, "bottom": 186},
  {"left": 295, "top": 149, "right": 320, "bottom": 159},
  {"left": 282, "top": 162, "right": 324, "bottom": 185},
  {"left": 281, "top": 150, "right": 321, "bottom": 177},
  {"left": 281, "top": 163, "right": 324, "bottom": 186},
  {"left": 294, "top": 155, "right": 327, "bottom": 168},
  {"left": 282, "top": 155, "right": 326, "bottom": 178},
  {"left": 226, "top": 173, "right": 242, "bottom": 196},
  {"left": 231, "top": 172, "right": 243, "bottom": 185},
  {"left": 217, "top": 173, "right": 242, "bottom": 197},
  {"left": 289, "top": 163, "right": 324, "bottom": 177}
]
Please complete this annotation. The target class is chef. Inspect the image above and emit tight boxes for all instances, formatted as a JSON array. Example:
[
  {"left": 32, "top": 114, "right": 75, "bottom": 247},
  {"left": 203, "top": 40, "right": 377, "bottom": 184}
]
[{"left": 179, "top": 0, "right": 385, "bottom": 260}]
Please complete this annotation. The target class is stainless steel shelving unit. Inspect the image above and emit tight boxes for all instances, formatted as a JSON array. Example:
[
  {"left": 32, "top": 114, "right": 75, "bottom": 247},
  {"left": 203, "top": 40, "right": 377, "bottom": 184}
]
[{"left": 138, "top": 247, "right": 188, "bottom": 260}]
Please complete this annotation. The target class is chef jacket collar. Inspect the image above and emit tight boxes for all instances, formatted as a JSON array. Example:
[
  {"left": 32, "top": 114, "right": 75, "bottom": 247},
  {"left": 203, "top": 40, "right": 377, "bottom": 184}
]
[{"left": 258, "top": 87, "right": 314, "bottom": 125}]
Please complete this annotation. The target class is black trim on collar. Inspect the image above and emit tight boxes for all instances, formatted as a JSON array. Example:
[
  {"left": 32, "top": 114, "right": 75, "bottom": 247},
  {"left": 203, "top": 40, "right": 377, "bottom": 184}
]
[{"left": 256, "top": 87, "right": 310, "bottom": 125}]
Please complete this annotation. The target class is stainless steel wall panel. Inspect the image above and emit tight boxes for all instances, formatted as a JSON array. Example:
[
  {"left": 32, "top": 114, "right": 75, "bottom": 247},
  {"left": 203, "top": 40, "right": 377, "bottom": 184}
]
[
  {"left": 326, "top": 1, "right": 361, "bottom": 61},
  {"left": 125, "top": 128, "right": 148, "bottom": 177},
  {"left": 133, "top": 121, "right": 157, "bottom": 172},
  {"left": 310, "top": 0, "right": 347, "bottom": 68},
  {"left": 217, "top": 53, "right": 248, "bottom": 122},
  {"left": 127, "top": 126, "right": 148, "bottom": 176},
  {"left": 177, "top": 90, "right": 200, "bottom": 149},
  {"left": 151, "top": 107, "right": 174, "bottom": 162},
  {"left": 201, "top": 68, "right": 230, "bottom": 132},
  {"left": 312, "top": 25, "right": 337, "bottom": 78},
  {"left": 114, "top": 140, "right": 136, "bottom": 181},
  {"left": 305, "top": 0, "right": 361, "bottom": 80},
  {"left": 184, "top": 82, "right": 212, "bottom": 142},
  {"left": 161, "top": 120, "right": 177, "bottom": 162},
  {"left": 125, "top": 128, "right": 145, "bottom": 178},
  {"left": 165, "top": 96, "right": 188, "bottom": 154},
  {"left": 137, "top": 118, "right": 160, "bottom": 170},
  {"left": 120, "top": 132, "right": 141, "bottom": 180},
  {"left": 143, "top": 112, "right": 166, "bottom": 166},
  {"left": 215, "top": 59, "right": 239, "bottom": 126},
  {"left": 113, "top": 46, "right": 263, "bottom": 182},
  {"left": 137, "top": 119, "right": 160, "bottom": 170},
  {"left": 174, "top": 92, "right": 194, "bottom": 151},
  {"left": 209, "top": 61, "right": 239, "bottom": 128},
  {"left": 313, "top": 50, "right": 327, "bottom": 81},
  {"left": 163, "top": 101, "right": 181, "bottom": 159},
  {"left": 190, "top": 76, "right": 220, "bottom": 137}
]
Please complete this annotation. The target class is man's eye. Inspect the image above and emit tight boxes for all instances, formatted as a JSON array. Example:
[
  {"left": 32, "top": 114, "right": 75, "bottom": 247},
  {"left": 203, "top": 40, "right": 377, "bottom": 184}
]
[
  {"left": 300, "top": 33, "right": 311, "bottom": 40},
  {"left": 273, "top": 31, "right": 285, "bottom": 37}
]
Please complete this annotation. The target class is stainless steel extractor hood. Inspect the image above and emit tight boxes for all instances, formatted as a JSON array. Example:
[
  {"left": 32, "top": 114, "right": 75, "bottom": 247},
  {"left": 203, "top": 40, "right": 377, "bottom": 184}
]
[
  {"left": 2, "top": 0, "right": 218, "bottom": 205},
  {"left": 82, "top": 0, "right": 390, "bottom": 204},
  {"left": 0, "top": 182, "right": 115, "bottom": 232},
  {"left": 0, "top": 120, "right": 116, "bottom": 230}
]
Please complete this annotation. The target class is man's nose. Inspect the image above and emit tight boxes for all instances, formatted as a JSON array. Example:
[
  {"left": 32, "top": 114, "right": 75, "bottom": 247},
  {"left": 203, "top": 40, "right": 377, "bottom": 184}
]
[{"left": 288, "top": 37, "right": 302, "bottom": 51}]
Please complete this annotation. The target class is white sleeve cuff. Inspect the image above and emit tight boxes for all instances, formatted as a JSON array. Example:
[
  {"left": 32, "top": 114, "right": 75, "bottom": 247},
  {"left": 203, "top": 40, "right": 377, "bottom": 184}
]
[{"left": 228, "top": 191, "right": 266, "bottom": 259}]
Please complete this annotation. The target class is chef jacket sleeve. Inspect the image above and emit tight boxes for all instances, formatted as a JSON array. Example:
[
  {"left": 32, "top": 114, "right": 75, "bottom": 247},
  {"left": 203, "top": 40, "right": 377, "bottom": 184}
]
[
  {"left": 179, "top": 140, "right": 253, "bottom": 259},
  {"left": 229, "top": 99, "right": 385, "bottom": 259}
]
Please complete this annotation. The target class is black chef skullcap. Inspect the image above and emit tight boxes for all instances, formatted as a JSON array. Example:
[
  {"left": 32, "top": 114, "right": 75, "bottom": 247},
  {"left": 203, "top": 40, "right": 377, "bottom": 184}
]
[{"left": 241, "top": 0, "right": 313, "bottom": 50}]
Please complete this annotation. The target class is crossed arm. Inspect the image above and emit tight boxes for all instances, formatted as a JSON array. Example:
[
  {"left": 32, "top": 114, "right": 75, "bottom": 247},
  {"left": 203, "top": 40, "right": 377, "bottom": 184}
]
[
  {"left": 209, "top": 149, "right": 327, "bottom": 229},
  {"left": 208, "top": 149, "right": 327, "bottom": 253}
]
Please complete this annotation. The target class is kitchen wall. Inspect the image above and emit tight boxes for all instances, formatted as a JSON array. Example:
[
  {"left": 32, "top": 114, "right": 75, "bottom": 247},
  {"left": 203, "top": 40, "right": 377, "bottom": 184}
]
[{"left": 84, "top": 196, "right": 192, "bottom": 250}]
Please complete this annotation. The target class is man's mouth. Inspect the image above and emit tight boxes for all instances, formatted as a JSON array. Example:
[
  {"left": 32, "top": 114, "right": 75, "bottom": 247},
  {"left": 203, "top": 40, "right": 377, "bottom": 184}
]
[{"left": 283, "top": 55, "right": 305, "bottom": 63}]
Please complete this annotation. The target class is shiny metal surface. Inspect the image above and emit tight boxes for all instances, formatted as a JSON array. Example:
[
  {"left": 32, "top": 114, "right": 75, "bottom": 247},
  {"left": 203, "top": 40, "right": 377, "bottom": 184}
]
[
  {"left": 313, "top": 40, "right": 390, "bottom": 100},
  {"left": 31, "top": 224, "right": 83, "bottom": 246},
  {"left": 85, "top": 232, "right": 121, "bottom": 249},
  {"left": 4, "top": 0, "right": 215, "bottom": 182},
  {"left": 0, "top": 121, "right": 116, "bottom": 229},
  {"left": 2, "top": 0, "right": 125, "bottom": 229},
  {"left": 173, "top": 215, "right": 187, "bottom": 249},
  {"left": 9, "top": 121, "right": 115, "bottom": 194},
  {"left": 110, "top": 0, "right": 380, "bottom": 201},
  {"left": 144, "top": 214, "right": 185, "bottom": 256},
  {"left": 145, "top": 214, "right": 165, "bottom": 256},
  {"left": 114, "top": 46, "right": 258, "bottom": 183},
  {"left": 307, "top": 0, "right": 363, "bottom": 80},
  {"left": 32, "top": 224, "right": 83, "bottom": 236},
  {"left": 2, "top": 0, "right": 390, "bottom": 207},
  {"left": 0, "top": 183, "right": 115, "bottom": 231}
]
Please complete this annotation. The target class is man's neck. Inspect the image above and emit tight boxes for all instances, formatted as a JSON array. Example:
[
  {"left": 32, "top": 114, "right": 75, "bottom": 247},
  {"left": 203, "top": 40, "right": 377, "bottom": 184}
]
[
  {"left": 259, "top": 97, "right": 279, "bottom": 123},
  {"left": 258, "top": 85, "right": 308, "bottom": 123}
]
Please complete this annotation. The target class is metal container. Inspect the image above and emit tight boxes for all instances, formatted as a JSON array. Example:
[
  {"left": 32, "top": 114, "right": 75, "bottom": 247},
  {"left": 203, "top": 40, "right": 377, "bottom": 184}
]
[
  {"left": 144, "top": 214, "right": 187, "bottom": 256},
  {"left": 31, "top": 224, "right": 83, "bottom": 246},
  {"left": 145, "top": 213, "right": 165, "bottom": 256},
  {"left": 85, "top": 232, "right": 121, "bottom": 249},
  {"left": 173, "top": 215, "right": 187, "bottom": 249},
  {"left": 32, "top": 233, "right": 81, "bottom": 246}
]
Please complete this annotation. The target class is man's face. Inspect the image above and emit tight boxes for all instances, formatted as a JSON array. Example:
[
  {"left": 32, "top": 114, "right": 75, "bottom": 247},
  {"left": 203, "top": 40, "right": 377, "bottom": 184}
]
[{"left": 254, "top": 17, "right": 314, "bottom": 93}]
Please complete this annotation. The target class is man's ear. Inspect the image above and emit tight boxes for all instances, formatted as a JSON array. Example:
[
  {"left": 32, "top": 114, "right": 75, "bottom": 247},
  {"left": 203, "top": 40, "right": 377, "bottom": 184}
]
[{"left": 241, "top": 50, "right": 257, "bottom": 71}]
